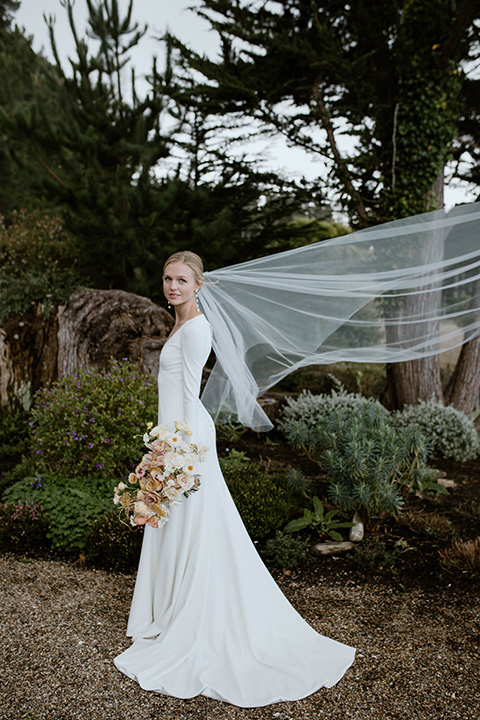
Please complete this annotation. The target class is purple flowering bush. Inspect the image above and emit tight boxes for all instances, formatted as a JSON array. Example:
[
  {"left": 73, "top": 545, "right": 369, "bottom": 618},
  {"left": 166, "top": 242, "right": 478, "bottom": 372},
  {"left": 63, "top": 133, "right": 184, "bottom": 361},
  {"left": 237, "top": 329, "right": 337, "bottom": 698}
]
[
  {"left": 0, "top": 500, "right": 50, "bottom": 553},
  {"left": 29, "top": 359, "right": 157, "bottom": 479}
]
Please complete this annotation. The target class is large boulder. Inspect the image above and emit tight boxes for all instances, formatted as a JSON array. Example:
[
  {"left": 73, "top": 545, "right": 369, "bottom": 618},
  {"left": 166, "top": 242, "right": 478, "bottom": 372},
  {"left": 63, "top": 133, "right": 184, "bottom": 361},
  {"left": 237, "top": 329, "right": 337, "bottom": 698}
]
[{"left": 0, "top": 289, "right": 173, "bottom": 412}]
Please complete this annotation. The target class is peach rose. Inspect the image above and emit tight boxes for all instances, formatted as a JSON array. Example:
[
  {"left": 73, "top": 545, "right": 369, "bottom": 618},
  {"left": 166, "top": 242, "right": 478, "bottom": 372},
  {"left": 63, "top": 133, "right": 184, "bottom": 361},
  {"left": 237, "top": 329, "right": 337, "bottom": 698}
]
[
  {"left": 143, "top": 491, "right": 161, "bottom": 506},
  {"left": 146, "top": 477, "right": 163, "bottom": 492}
]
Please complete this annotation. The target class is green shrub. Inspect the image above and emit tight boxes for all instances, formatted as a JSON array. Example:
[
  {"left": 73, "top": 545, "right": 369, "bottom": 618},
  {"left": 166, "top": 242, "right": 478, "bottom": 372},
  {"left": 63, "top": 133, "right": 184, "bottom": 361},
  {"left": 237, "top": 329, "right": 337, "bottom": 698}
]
[
  {"left": 0, "top": 410, "right": 31, "bottom": 495},
  {"left": 0, "top": 409, "right": 30, "bottom": 446},
  {"left": 276, "top": 364, "right": 386, "bottom": 397},
  {"left": 284, "top": 404, "right": 431, "bottom": 521},
  {"left": 352, "top": 537, "right": 409, "bottom": 569},
  {"left": 0, "top": 210, "right": 82, "bottom": 323},
  {"left": 83, "top": 511, "right": 144, "bottom": 573},
  {"left": 0, "top": 500, "right": 50, "bottom": 553},
  {"left": 278, "top": 387, "right": 388, "bottom": 435},
  {"left": 29, "top": 358, "right": 157, "bottom": 480},
  {"left": 221, "top": 461, "right": 292, "bottom": 539},
  {"left": 262, "top": 531, "right": 311, "bottom": 569},
  {"left": 3, "top": 474, "right": 113, "bottom": 553},
  {"left": 393, "top": 400, "right": 480, "bottom": 462},
  {"left": 0, "top": 455, "right": 32, "bottom": 496}
]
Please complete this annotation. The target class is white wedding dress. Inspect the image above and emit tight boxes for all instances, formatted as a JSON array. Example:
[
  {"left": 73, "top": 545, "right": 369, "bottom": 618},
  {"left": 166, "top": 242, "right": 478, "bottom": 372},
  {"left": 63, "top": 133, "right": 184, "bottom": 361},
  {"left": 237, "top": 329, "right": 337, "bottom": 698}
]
[{"left": 114, "top": 315, "right": 355, "bottom": 707}]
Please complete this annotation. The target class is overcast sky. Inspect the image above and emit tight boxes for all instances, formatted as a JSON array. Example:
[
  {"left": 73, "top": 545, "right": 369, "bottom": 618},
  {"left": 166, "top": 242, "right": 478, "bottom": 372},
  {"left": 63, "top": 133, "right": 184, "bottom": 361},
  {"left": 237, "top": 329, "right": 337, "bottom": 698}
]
[
  {"left": 15, "top": 0, "right": 215, "bottom": 74},
  {"left": 13, "top": 0, "right": 476, "bottom": 211}
]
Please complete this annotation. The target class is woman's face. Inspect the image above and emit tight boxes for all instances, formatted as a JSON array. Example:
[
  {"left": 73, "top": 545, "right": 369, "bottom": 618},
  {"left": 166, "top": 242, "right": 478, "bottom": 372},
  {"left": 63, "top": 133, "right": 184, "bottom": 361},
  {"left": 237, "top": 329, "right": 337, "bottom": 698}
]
[{"left": 163, "top": 261, "right": 201, "bottom": 308}]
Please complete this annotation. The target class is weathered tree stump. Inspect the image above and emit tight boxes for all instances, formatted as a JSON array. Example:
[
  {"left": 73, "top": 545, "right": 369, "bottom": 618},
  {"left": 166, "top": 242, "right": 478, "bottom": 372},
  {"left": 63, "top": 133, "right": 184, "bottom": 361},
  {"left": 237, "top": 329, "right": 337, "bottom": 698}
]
[{"left": 0, "top": 289, "right": 173, "bottom": 412}]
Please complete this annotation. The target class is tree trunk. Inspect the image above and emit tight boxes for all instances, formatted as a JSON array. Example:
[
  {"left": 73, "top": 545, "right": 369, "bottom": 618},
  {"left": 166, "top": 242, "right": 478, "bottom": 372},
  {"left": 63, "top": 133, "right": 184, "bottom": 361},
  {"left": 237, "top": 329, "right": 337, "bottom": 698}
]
[
  {"left": 0, "top": 289, "right": 173, "bottom": 413},
  {"left": 445, "top": 335, "right": 480, "bottom": 415},
  {"left": 445, "top": 276, "right": 480, "bottom": 415},
  {"left": 384, "top": 357, "right": 443, "bottom": 409},
  {"left": 384, "top": 172, "right": 445, "bottom": 409}
]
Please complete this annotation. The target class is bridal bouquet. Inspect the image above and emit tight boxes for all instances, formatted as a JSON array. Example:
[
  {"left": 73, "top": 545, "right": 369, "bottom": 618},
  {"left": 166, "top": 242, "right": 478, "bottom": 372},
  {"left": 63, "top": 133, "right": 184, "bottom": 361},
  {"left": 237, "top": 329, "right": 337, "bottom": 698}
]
[{"left": 113, "top": 421, "right": 207, "bottom": 529}]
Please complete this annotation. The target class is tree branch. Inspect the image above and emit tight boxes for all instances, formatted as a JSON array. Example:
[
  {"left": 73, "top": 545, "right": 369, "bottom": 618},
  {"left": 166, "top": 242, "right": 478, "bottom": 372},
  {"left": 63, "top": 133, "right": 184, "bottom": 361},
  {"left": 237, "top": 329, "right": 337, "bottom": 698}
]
[
  {"left": 312, "top": 79, "right": 369, "bottom": 226},
  {"left": 440, "top": 0, "right": 480, "bottom": 67},
  {"left": 26, "top": 138, "right": 65, "bottom": 186}
]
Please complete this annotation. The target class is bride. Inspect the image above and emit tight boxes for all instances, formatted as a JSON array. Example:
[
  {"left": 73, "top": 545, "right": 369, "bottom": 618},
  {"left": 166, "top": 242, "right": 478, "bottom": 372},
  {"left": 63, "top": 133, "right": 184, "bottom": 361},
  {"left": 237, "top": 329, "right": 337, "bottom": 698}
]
[{"left": 114, "top": 250, "right": 355, "bottom": 707}]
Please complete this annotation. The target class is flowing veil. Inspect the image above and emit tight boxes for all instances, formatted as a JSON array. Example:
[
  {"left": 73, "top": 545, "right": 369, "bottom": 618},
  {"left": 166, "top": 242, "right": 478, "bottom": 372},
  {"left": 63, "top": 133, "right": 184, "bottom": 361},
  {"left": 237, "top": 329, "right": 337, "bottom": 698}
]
[{"left": 198, "top": 202, "right": 480, "bottom": 430}]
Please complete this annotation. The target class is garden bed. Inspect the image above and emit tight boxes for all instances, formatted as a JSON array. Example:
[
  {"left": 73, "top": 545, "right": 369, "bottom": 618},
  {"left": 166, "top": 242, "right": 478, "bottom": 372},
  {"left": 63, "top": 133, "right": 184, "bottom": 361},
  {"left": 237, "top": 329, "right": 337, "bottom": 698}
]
[{"left": 217, "top": 427, "right": 480, "bottom": 590}]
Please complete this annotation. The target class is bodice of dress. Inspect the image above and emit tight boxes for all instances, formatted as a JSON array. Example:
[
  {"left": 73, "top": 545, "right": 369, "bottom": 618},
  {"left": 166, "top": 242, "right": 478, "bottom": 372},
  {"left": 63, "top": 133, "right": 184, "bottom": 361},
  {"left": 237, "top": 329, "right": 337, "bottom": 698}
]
[{"left": 158, "top": 315, "right": 212, "bottom": 438}]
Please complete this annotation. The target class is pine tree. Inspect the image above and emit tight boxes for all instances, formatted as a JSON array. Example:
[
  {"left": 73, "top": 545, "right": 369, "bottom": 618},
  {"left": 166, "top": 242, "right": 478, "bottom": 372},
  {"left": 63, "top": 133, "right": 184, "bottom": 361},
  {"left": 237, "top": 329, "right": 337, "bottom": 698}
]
[
  {"left": 0, "top": 1, "right": 62, "bottom": 214},
  {"left": 1, "top": 0, "right": 316, "bottom": 297}
]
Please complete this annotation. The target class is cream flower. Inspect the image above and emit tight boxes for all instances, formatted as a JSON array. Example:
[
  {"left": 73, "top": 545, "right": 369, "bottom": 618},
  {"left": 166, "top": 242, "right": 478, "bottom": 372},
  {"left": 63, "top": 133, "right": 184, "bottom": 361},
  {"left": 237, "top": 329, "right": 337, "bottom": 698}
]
[
  {"left": 134, "top": 500, "right": 151, "bottom": 517},
  {"left": 163, "top": 485, "right": 182, "bottom": 502},
  {"left": 163, "top": 451, "right": 180, "bottom": 472},
  {"left": 150, "top": 424, "right": 169, "bottom": 441},
  {"left": 176, "top": 474, "right": 194, "bottom": 492},
  {"left": 174, "top": 420, "right": 192, "bottom": 435},
  {"left": 173, "top": 453, "right": 189, "bottom": 470},
  {"left": 167, "top": 435, "right": 188, "bottom": 452}
]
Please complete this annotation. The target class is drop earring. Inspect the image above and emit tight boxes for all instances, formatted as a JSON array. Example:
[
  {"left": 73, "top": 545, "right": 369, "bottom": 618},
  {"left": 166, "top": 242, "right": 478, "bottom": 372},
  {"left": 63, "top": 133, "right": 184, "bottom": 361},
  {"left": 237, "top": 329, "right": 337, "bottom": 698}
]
[
  {"left": 167, "top": 301, "right": 172, "bottom": 310},
  {"left": 195, "top": 291, "right": 200, "bottom": 309}
]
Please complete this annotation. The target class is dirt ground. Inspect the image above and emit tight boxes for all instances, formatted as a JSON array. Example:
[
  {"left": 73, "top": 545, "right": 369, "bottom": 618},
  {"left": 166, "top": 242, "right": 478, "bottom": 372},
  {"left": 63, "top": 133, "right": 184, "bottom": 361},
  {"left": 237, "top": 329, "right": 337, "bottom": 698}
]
[{"left": 0, "top": 552, "right": 479, "bottom": 720}]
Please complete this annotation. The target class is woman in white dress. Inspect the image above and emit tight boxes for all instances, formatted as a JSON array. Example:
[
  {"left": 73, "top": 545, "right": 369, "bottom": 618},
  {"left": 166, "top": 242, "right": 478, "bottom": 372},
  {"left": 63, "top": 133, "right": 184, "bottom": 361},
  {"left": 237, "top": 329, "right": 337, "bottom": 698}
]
[{"left": 114, "top": 251, "right": 355, "bottom": 707}]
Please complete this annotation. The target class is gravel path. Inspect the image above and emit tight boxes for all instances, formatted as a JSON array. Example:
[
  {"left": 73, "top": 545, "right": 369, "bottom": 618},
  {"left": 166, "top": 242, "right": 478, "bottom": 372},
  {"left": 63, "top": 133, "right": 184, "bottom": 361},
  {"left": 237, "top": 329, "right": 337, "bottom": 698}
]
[{"left": 0, "top": 554, "right": 478, "bottom": 720}]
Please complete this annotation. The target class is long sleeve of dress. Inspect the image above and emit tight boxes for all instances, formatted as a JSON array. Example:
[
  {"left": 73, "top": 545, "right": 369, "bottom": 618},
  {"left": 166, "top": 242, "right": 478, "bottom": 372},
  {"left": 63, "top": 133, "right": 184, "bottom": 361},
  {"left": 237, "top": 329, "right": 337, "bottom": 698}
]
[{"left": 179, "top": 319, "right": 212, "bottom": 438}]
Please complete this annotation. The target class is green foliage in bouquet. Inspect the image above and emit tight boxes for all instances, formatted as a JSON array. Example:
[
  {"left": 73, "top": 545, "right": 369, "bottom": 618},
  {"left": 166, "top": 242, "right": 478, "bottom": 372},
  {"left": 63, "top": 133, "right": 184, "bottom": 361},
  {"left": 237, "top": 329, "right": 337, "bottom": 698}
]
[
  {"left": 83, "top": 511, "right": 144, "bottom": 573},
  {"left": 262, "top": 531, "right": 311, "bottom": 570},
  {"left": 284, "top": 496, "right": 353, "bottom": 541},
  {"left": 392, "top": 400, "right": 480, "bottom": 462},
  {"left": 3, "top": 475, "right": 112, "bottom": 553},
  {"left": 0, "top": 500, "right": 50, "bottom": 554},
  {"left": 29, "top": 359, "right": 157, "bottom": 480},
  {"left": 284, "top": 404, "right": 431, "bottom": 521},
  {"left": 221, "top": 458, "right": 292, "bottom": 539}
]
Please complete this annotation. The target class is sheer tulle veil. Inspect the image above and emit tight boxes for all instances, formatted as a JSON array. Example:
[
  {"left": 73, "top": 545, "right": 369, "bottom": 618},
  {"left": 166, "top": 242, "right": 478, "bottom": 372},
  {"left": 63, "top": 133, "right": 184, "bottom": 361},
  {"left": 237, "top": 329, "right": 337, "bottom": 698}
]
[{"left": 197, "top": 202, "right": 480, "bottom": 431}]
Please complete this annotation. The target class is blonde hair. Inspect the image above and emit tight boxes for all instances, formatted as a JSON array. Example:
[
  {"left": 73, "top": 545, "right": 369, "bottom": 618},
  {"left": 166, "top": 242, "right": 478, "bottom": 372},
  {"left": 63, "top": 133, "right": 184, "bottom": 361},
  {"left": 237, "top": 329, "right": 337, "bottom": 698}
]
[{"left": 163, "top": 250, "right": 204, "bottom": 284}]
